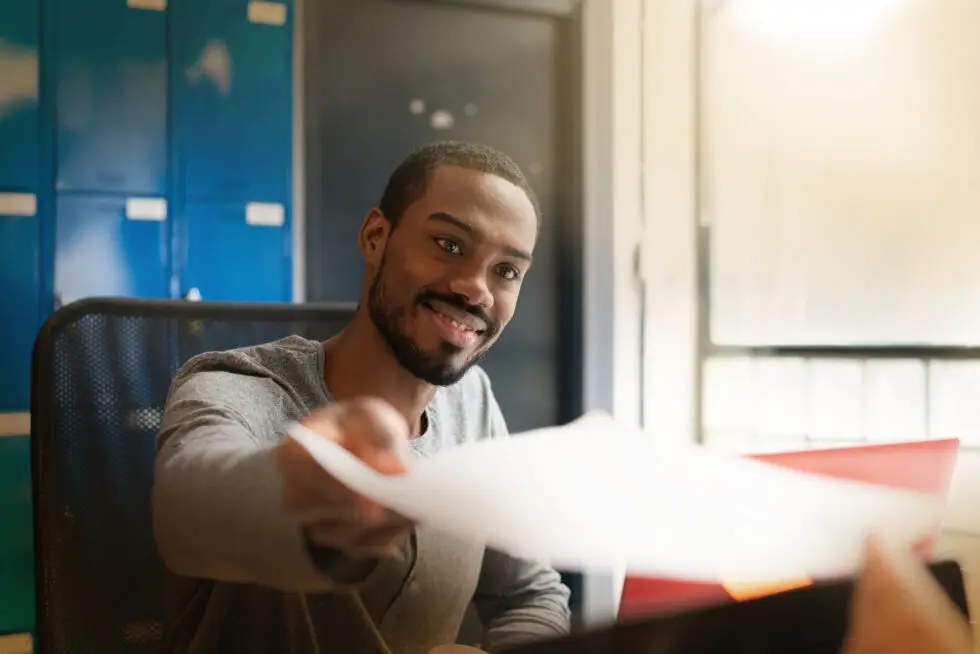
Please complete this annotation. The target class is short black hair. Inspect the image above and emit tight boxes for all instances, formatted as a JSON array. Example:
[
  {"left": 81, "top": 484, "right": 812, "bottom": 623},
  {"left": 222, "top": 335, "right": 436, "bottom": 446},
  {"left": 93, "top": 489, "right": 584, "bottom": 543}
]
[{"left": 378, "top": 141, "right": 541, "bottom": 230}]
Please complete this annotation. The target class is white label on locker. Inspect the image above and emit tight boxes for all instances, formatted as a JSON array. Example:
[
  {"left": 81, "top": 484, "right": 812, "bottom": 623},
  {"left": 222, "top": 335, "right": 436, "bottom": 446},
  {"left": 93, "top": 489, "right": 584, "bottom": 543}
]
[
  {"left": 126, "top": 198, "right": 167, "bottom": 221},
  {"left": 248, "top": 1, "right": 287, "bottom": 26},
  {"left": 0, "top": 632, "right": 33, "bottom": 653},
  {"left": 0, "top": 193, "right": 36, "bottom": 216},
  {"left": 127, "top": 0, "right": 167, "bottom": 11},
  {"left": 0, "top": 413, "right": 30, "bottom": 438},
  {"left": 246, "top": 202, "right": 285, "bottom": 226}
]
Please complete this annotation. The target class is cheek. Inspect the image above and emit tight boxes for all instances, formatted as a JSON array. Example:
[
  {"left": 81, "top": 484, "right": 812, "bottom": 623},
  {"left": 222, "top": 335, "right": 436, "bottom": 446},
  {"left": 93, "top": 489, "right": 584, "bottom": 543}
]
[
  {"left": 380, "top": 254, "right": 422, "bottom": 299},
  {"left": 485, "top": 300, "right": 518, "bottom": 341},
  {"left": 494, "top": 291, "right": 519, "bottom": 321}
]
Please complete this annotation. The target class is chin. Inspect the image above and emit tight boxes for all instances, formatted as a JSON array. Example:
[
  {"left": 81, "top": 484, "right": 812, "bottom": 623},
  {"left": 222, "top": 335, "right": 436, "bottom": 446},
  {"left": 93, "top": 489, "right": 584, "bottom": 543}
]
[{"left": 420, "top": 351, "right": 482, "bottom": 386}]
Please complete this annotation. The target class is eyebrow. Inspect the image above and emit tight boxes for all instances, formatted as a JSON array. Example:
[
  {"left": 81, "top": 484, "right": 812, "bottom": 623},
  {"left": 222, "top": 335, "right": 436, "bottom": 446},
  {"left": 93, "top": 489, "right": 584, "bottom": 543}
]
[{"left": 428, "top": 212, "right": 533, "bottom": 263}]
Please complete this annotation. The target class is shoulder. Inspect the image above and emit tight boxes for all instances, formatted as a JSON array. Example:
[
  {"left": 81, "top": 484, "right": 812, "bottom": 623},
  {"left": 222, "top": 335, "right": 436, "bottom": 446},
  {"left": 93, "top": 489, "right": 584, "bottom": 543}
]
[
  {"left": 166, "top": 335, "right": 323, "bottom": 420},
  {"left": 173, "top": 336, "right": 320, "bottom": 387}
]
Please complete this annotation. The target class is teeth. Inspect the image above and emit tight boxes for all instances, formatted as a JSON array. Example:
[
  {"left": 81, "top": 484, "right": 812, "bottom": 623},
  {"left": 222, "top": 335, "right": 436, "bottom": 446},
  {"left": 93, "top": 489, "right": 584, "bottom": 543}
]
[{"left": 441, "top": 313, "right": 472, "bottom": 332}]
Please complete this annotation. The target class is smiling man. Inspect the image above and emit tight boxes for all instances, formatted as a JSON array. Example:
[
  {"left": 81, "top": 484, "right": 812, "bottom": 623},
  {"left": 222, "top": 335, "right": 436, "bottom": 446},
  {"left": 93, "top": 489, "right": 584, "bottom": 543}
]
[{"left": 153, "top": 142, "right": 571, "bottom": 654}]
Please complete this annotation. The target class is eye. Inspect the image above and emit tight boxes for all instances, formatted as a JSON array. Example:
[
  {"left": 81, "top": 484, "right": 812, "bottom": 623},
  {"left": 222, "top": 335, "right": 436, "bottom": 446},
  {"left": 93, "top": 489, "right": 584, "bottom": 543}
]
[
  {"left": 434, "top": 237, "right": 462, "bottom": 255},
  {"left": 498, "top": 265, "right": 521, "bottom": 282}
]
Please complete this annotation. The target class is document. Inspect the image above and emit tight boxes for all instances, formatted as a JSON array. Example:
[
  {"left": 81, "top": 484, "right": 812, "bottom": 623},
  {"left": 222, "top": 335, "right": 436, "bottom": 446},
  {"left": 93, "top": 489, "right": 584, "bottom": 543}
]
[{"left": 288, "top": 413, "right": 945, "bottom": 584}]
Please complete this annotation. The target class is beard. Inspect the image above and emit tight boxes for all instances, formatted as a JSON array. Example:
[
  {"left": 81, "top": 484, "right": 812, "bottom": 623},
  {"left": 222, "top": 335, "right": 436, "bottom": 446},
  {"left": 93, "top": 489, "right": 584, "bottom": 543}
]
[{"left": 367, "top": 258, "right": 494, "bottom": 386}]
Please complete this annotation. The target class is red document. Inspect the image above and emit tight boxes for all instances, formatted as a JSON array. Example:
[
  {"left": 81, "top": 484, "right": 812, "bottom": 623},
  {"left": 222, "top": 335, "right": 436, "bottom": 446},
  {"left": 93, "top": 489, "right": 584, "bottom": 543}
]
[{"left": 619, "top": 439, "right": 961, "bottom": 619}]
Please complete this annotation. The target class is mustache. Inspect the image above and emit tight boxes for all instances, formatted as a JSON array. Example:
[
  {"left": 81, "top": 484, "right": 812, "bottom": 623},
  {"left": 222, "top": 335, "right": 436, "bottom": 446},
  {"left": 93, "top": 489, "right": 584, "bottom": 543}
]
[{"left": 416, "top": 290, "right": 498, "bottom": 337}]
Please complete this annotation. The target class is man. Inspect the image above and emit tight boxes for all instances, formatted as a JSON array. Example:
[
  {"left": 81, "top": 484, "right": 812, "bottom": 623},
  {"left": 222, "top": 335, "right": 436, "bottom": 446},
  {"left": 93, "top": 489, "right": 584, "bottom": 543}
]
[{"left": 152, "top": 141, "right": 572, "bottom": 654}]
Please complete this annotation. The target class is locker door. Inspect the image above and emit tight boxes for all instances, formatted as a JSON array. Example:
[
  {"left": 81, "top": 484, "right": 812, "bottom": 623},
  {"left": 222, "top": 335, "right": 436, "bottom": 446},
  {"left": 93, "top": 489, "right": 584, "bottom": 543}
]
[
  {"left": 0, "top": 195, "right": 39, "bottom": 636},
  {"left": 53, "top": 0, "right": 168, "bottom": 195},
  {"left": 54, "top": 195, "right": 169, "bottom": 303},
  {"left": 0, "top": 195, "right": 40, "bottom": 413},
  {"left": 0, "top": 436, "right": 33, "bottom": 636},
  {"left": 182, "top": 201, "right": 291, "bottom": 302},
  {"left": 0, "top": 0, "right": 40, "bottom": 192},
  {"left": 175, "top": 0, "right": 292, "bottom": 202}
]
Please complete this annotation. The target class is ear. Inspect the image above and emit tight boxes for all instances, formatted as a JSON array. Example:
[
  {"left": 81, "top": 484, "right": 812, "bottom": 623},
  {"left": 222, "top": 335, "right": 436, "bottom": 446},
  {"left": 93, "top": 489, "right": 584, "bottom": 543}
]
[{"left": 358, "top": 208, "right": 391, "bottom": 268}]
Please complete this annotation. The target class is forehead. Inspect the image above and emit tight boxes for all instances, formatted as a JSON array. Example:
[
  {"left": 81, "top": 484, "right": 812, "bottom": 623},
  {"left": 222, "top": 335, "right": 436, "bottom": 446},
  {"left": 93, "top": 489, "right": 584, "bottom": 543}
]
[{"left": 405, "top": 165, "right": 538, "bottom": 250}]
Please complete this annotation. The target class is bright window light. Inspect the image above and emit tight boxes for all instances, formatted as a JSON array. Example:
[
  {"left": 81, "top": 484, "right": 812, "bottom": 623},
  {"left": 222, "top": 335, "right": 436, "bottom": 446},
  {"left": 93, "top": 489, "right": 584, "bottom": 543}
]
[{"left": 727, "top": 0, "right": 904, "bottom": 44}]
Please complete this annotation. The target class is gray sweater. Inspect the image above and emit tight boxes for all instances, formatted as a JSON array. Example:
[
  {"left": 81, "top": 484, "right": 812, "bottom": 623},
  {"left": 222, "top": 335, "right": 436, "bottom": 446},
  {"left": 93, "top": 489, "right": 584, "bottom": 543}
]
[{"left": 152, "top": 336, "right": 571, "bottom": 654}]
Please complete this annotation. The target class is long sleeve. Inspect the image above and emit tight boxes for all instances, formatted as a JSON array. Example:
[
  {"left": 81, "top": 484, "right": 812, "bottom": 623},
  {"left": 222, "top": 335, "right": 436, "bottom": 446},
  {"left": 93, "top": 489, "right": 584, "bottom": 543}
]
[
  {"left": 471, "top": 378, "right": 572, "bottom": 651},
  {"left": 152, "top": 369, "right": 354, "bottom": 592},
  {"left": 473, "top": 548, "right": 572, "bottom": 651}
]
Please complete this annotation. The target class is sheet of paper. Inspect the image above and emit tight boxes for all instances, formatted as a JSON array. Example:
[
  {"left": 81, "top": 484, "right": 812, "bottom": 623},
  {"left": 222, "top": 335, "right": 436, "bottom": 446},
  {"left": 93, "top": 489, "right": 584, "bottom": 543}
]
[{"left": 288, "top": 413, "right": 945, "bottom": 584}]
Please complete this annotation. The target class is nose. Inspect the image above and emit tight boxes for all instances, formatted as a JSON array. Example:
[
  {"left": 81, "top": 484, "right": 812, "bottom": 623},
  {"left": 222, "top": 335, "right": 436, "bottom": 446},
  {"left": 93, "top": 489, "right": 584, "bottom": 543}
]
[{"left": 447, "top": 268, "right": 494, "bottom": 310}]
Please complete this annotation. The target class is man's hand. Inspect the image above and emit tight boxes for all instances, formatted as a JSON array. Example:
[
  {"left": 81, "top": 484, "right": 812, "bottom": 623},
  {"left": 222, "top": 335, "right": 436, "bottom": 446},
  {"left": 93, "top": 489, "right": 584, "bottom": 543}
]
[
  {"left": 842, "top": 538, "right": 973, "bottom": 654},
  {"left": 278, "top": 397, "right": 415, "bottom": 559}
]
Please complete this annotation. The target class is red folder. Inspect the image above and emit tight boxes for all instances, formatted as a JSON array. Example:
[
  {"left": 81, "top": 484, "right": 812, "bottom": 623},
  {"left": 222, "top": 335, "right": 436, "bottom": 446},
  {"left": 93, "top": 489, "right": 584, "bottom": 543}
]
[{"left": 618, "top": 439, "right": 961, "bottom": 620}]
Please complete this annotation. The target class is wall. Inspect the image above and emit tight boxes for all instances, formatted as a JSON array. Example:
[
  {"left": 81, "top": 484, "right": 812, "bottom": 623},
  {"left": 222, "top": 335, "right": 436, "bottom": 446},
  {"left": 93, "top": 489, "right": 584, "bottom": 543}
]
[{"left": 0, "top": 0, "right": 295, "bottom": 639}]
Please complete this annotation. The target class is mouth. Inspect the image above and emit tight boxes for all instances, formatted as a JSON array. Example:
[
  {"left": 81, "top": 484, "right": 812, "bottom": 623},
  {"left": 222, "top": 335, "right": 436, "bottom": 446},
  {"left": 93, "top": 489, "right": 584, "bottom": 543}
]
[{"left": 423, "top": 303, "right": 485, "bottom": 348}]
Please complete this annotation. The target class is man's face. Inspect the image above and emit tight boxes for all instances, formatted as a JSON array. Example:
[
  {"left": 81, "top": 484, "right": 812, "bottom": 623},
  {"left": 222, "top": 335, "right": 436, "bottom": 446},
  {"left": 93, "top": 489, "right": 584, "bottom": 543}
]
[{"left": 365, "top": 165, "right": 537, "bottom": 386}]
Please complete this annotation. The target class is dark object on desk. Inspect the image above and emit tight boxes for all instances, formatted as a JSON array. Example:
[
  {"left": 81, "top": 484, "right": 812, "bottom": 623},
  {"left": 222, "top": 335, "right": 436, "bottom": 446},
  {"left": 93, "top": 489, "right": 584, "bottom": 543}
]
[{"left": 505, "top": 560, "right": 969, "bottom": 654}]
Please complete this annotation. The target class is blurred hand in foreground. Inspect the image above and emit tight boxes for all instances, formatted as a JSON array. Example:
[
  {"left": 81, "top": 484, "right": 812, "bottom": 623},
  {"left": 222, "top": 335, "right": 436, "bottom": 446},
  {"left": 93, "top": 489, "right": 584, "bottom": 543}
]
[{"left": 842, "top": 538, "right": 973, "bottom": 654}]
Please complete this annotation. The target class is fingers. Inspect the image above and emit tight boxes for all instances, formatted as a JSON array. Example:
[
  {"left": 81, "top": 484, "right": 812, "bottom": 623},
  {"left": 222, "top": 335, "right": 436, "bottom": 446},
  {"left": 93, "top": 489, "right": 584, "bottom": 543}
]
[
  {"left": 281, "top": 436, "right": 397, "bottom": 521},
  {"left": 283, "top": 398, "right": 411, "bottom": 507},
  {"left": 306, "top": 397, "right": 412, "bottom": 474},
  {"left": 842, "top": 537, "right": 972, "bottom": 654},
  {"left": 280, "top": 397, "right": 417, "bottom": 559}
]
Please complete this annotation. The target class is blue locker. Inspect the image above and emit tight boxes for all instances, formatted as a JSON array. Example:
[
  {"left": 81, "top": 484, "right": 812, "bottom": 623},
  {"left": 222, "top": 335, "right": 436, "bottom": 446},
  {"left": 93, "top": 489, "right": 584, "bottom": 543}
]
[
  {"left": 182, "top": 201, "right": 291, "bottom": 302},
  {"left": 0, "top": 0, "right": 40, "bottom": 192},
  {"left": 55, "top": 195, "right": 170, "bottom": 303},
  {"left": 0, "top": 436, "right": 34, "bottom": 636},
  {"left": 0, "top": 201, "right": 41, "bottom": 413},
  {"left": 53, "top": 0, "right": 168, "bottom": 195},
  {"left": 0, "top": 198, "right": 39, "bottom": 637},
  {"left": 174, "top": 0, "right": 292, "bottom": 202}
]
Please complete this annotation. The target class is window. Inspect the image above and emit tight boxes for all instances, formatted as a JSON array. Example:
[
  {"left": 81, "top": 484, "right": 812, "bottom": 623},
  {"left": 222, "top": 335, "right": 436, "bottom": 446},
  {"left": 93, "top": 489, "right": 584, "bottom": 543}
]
[{"left": 640, "top": 0, "right": 980, "bottom": 451}]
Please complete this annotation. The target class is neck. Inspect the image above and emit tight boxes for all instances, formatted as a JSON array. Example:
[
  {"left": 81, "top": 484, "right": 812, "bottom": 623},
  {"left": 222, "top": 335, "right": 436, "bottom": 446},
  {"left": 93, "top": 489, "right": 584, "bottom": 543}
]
[{"left": 322, "top": 310, "right": 437, "bottom": 437}]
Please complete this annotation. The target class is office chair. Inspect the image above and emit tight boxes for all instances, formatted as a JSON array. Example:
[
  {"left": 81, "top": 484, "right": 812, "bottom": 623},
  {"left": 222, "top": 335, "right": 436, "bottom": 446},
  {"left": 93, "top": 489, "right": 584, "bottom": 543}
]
[{"left": 30, "top": 298, "right": 354, "bottom": 654}]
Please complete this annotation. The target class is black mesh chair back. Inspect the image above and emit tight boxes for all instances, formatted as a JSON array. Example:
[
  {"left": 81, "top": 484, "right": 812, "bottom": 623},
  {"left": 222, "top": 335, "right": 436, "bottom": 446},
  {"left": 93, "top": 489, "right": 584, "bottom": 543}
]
[{"left": 30, "top": 298, "right": 355, "bottom": 654}]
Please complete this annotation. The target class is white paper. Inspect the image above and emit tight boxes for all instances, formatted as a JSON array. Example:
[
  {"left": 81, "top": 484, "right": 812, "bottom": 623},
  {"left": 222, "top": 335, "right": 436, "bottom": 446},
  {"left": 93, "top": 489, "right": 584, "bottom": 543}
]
[{"left": 288, "top": 413, "right": 945, "bottom": 584}]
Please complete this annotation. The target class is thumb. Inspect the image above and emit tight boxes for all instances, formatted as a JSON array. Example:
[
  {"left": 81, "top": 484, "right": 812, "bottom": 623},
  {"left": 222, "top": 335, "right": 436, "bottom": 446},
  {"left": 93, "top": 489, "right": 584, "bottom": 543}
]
[{"left": 336, "top": 397, "right": 412, "bottom": 476}]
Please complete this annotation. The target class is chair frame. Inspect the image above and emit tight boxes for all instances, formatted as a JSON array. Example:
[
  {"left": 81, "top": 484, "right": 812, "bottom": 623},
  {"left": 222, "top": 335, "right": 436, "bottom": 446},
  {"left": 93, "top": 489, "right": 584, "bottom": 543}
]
[{"left": 29, "top": 297, "right": 356, "bottom": 653}]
